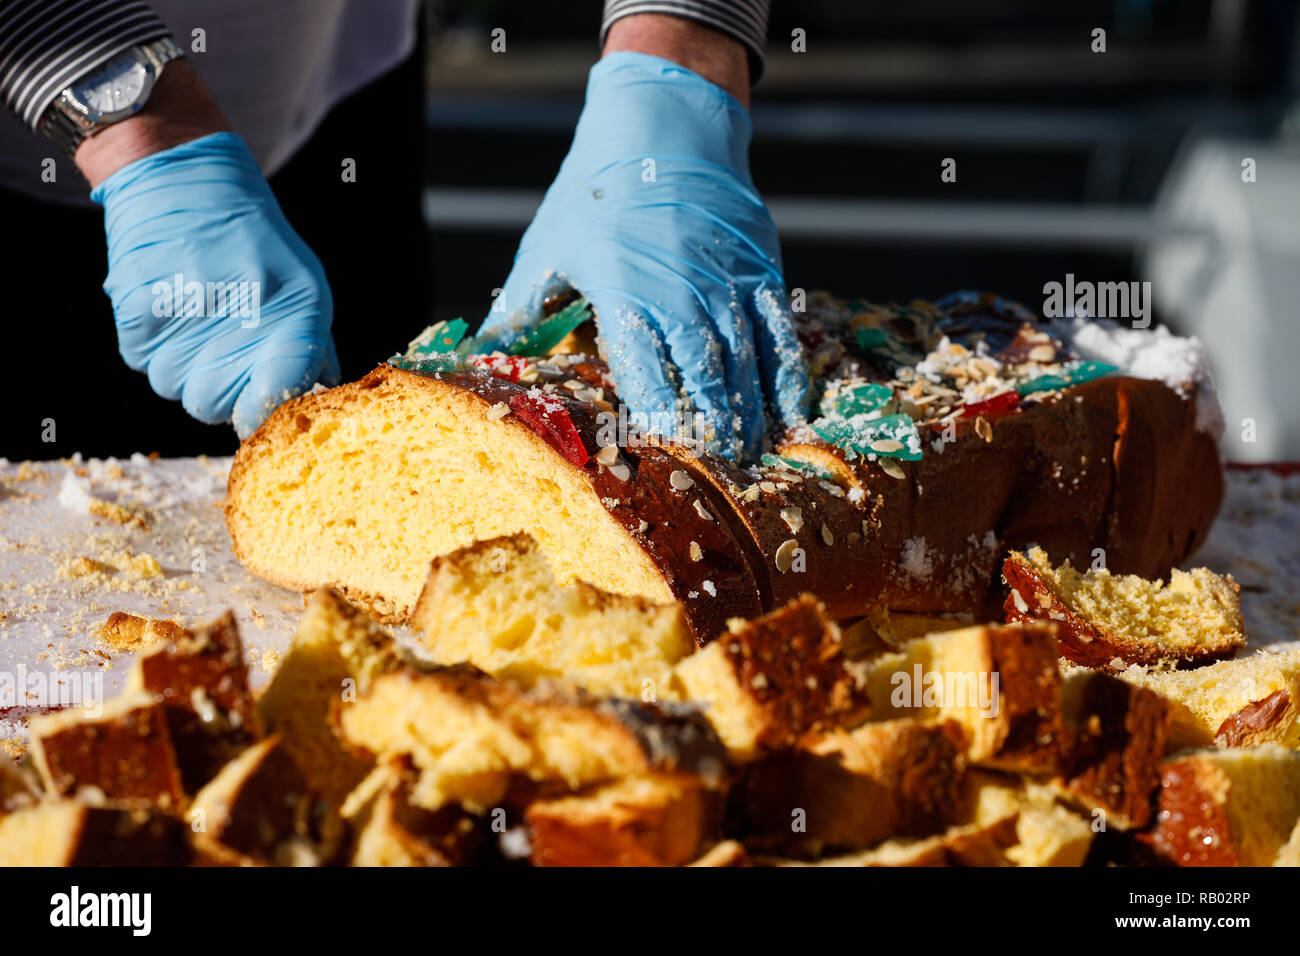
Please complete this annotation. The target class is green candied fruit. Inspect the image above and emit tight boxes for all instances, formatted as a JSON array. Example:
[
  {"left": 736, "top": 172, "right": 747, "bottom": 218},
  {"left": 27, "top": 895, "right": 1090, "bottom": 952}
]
[
  {"left": 855, "top": 327, "right": 889, "bottom": 350},
  {"left": 1016, "top": 360, "right": 1119, "bottom": 396},
  {"left": 387, "top": 353, "right": 459, "bottom": 374},
  {"left": 408, "top": 318, "right": 469, "bottom": 357},
  {"left": 835, "top": 382, "right": 894, "bottom": 418},
  {"left": 760, "top": 453, "right": 835, "bottom": 480},
  {"left": 1067, "top": 361, "right": 1119, "bottom": 384},
  {"left": 812, "top": 412, "right": 923, "bottom": 461},
  {"left": 506, "top": 297, "right": 594, "bottom": 357},
  {"left": 1015, "top": 373, "right": 1071, "bottom": 396}
]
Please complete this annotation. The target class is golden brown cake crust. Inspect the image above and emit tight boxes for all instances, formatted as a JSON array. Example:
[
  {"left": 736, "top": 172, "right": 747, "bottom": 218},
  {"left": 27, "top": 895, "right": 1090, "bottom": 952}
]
[
  {"left": 1214, "top": 690, "right": 1293, "bottom": 749},
  {"left": 227, "top": 363, "right": 1222, "bottom": 637},
  {"left": 1136, "top": 757, "right": 1239, "bottom": 866},
  {"left": 30, "top": 695, "right": 184, "bottom": 809}
]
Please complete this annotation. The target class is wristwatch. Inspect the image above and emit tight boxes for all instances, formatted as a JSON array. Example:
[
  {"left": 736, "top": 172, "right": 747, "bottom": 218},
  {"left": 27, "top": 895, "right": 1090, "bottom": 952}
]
[{"left": 39, "top": 36, "right": 185, "bottom": 158}]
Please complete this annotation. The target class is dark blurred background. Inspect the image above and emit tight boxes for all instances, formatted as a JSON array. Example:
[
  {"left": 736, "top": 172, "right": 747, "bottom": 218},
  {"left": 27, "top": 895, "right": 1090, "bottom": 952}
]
[
  {"left": 8, "top": 0, "right": 1298, "bottom": 460},
  {"left": 423, "top": 0, "right": 1293, "bottom": 316},
  {"left": 419, "top": 0, "right": 1300, "bottom": 460}
]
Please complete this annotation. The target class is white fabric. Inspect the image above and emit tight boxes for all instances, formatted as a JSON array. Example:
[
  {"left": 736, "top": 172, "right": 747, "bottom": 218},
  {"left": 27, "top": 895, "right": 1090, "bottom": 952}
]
[
  {"left": 0, "top": 0, "right": 418, "bottom": 206},
  {"left": 1143, "top": 138, "right": 1300, "bottom": 461}
]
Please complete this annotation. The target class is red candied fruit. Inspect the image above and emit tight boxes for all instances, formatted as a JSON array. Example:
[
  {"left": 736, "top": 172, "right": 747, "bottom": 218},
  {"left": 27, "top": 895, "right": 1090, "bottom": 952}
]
[{"left": 507, "top": 393, "right": 589, "bottom": 467}]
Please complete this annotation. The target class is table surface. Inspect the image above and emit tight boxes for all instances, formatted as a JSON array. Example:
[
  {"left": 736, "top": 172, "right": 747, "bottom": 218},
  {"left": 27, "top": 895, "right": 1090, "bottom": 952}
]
[{"left": 2, "top": 455, "right": 1298, "bottom": 755}]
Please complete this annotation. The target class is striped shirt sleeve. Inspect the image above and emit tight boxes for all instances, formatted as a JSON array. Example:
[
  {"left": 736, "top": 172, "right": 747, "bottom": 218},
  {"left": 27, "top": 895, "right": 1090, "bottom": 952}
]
[
  {"left": 0, "top": 0, "right": 170, "bottom": 130},
  {"left": 601, "top": 0, "right": 771, "bottom": 80}
]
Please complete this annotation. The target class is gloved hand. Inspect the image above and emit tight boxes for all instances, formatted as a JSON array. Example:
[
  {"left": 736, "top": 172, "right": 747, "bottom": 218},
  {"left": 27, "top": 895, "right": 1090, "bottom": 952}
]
[
  {"left": 477, "top": 52, "right": 809, "bottom": 460},
  {"left": 92, "top": 132, "right": 338, "bottom": 438}
]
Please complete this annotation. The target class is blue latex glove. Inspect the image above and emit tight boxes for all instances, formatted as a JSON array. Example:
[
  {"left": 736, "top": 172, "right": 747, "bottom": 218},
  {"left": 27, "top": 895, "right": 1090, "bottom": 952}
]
[
  {"left": 477, "top": 52, "right": 809, "bottom": 460},
  {"left": 92, "top": 132, "right": 338, "bottom": 438}
]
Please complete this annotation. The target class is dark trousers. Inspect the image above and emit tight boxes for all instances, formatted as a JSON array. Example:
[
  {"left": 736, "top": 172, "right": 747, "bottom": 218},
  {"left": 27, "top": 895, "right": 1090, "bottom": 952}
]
[{"left": 3, "top": 47, "right": 430, "bottom": 461}]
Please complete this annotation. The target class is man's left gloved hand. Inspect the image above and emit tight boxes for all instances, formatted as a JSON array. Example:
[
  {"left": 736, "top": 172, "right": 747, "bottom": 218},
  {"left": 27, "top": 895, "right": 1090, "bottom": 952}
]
[{"left": 477, "top": 52, "right": 809, "bottom": 460}]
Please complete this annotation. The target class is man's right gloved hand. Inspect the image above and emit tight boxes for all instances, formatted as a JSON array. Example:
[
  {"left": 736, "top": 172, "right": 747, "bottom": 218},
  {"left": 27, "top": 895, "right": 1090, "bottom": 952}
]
[
  {"left": 477, "top": 53, "right": 809, "bottom": 461},
  {"left": 92, "top": 132, "right": 338, "bottom": 438}
]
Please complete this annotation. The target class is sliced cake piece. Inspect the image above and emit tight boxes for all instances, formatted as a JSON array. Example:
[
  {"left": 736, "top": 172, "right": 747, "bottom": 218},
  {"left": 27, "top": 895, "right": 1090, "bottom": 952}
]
[
  {"left": 258, "top": 588, "right": 403, "bottom": 807},
  {"left": 0, "top": 800, "right": 192, "bottom": 866},
  {"left": 733, "top": 718, "right": 967, "bottom": 856},
  {"left": 410, "top": 533, "right": 693, "bottom": 699},
  {"left": 225, "top": 364, "right": 761, "bottom": 640},
  {"left": 673, "top": 594, "right": 869, "bottom": 760},
  {"left": 127, "top": 611, "right": 260, "bottom": 790},
  {"left": 189, "top": 735, "right": 330, "bottom": 865},
  {"left": 1111, "top": 647, "right": 1300, "bottom": 749},
  {"left": 29, "top": 692, "right": 184, "bottom": 809},
  {"left": 338, "top": 667, "right": 727, "bottom": 814},
  {"left": 1002, "top": 547, "right": 1245, "bottom": 669},
  {"left": 525, "top": 773, "right": 720, "bottom": 867},
  {"left": 857, "top": 622, "right": 1065, "bottom": 773},
  {"left": 1137, "top": 744, "right": 1300, "bottom": 866}
]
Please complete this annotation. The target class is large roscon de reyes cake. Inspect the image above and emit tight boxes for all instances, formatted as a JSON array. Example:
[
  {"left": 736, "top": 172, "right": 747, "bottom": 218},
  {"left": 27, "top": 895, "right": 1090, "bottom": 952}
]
[{"left": 225, "top": 290, "right": 1225, "bottom": 642}]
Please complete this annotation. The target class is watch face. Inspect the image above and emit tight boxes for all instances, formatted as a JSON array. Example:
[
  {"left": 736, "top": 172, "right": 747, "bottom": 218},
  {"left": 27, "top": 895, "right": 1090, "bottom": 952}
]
[{"left": 71, "top": 51, "right": 149, "bottom": 121}]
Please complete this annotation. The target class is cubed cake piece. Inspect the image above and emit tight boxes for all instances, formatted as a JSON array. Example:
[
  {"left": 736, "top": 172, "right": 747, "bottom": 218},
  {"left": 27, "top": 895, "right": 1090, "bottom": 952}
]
[
  {"left": 858, "top": 623, "right": 1064, "bottom": 772},
  {"left": 343, "top": 760, "right": 484, "bottom": 867},
  {"left": 687, "top": 840, "right": 751, "bottom": 867},
  {"left": 339, "top": 667, "right": 726, "bottom": 814},
  {"left": 733, "top": 718, "right": 967, "bottom": 856},
  {"left": 127, "top": 611, "right": 260, "bottom": 790},
  {"left": 0, "top": 756, "right": 40, "bottom": 814},
  {"left": 0, "top": 800, "right": 191, "bottom": 866},
  {"left": 766, "top": 816, "right": 1020, "bottom": 868},
  {"left": 961, "top": 771, "right": 1094, "bottom": 867},
  {"left": 1111, "top": 648, "right": 1300, "bottom": 749},
  {"left": 1275, "top": 820, "right": 1300, "bottom": 866},
  {"left": 1052, "top": 670, "right": 1168, "bottom": 829},
  {"left": 29, "top": 692, "right": 183, "bottom": 809},
  {"left": 673, "top": 595, "right": 869, "bottom": 760},
  {"left": 1002, "top": 547, "right": 1245, "bottom": 669},
  {"left": 190, "top": 735, "right": 329, "bottom": 865},
  {"left": 525, "top": 773, "right": 719, "bottom": 866},
  {"left": 258, "top": 588, "right": 402, "bottom": 806},
  {"left": 410, "top": 533, "right": 693, "bottom": 699},
  {"left": 1138, "top": 744, "right": 1300, "bottom": 866}
]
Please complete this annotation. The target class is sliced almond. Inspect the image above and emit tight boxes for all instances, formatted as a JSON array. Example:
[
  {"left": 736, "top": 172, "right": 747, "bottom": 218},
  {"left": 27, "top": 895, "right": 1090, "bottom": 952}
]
[
  {"left": 669, "top": 470, "right": 694, "bottom": 491},
  {"left": 779, "top": 506, "right": 804, "bottom": 534},
  {"left": 879, "top": 458, "right": 905, "bottom": 480},
  {"left": 692, "top": 500, "right": 714, "bottom": 522},
  {"left": 870, "top": 438, "right": 904, "bottom": 454},
  {"left": 775, "top": 538, "right": 799, "bottom": 574},
  {"left": 820, "top": 524, "right": 834, "bottom": 547},
  {"left": 595, "top": 443, "right": 619, "bottom": 466},
  {"left": 689, "top": 541, "right": 703, "bottom": 562},
  {"left": 608, "top": 464, "right": 630, "bottom": 482}
]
